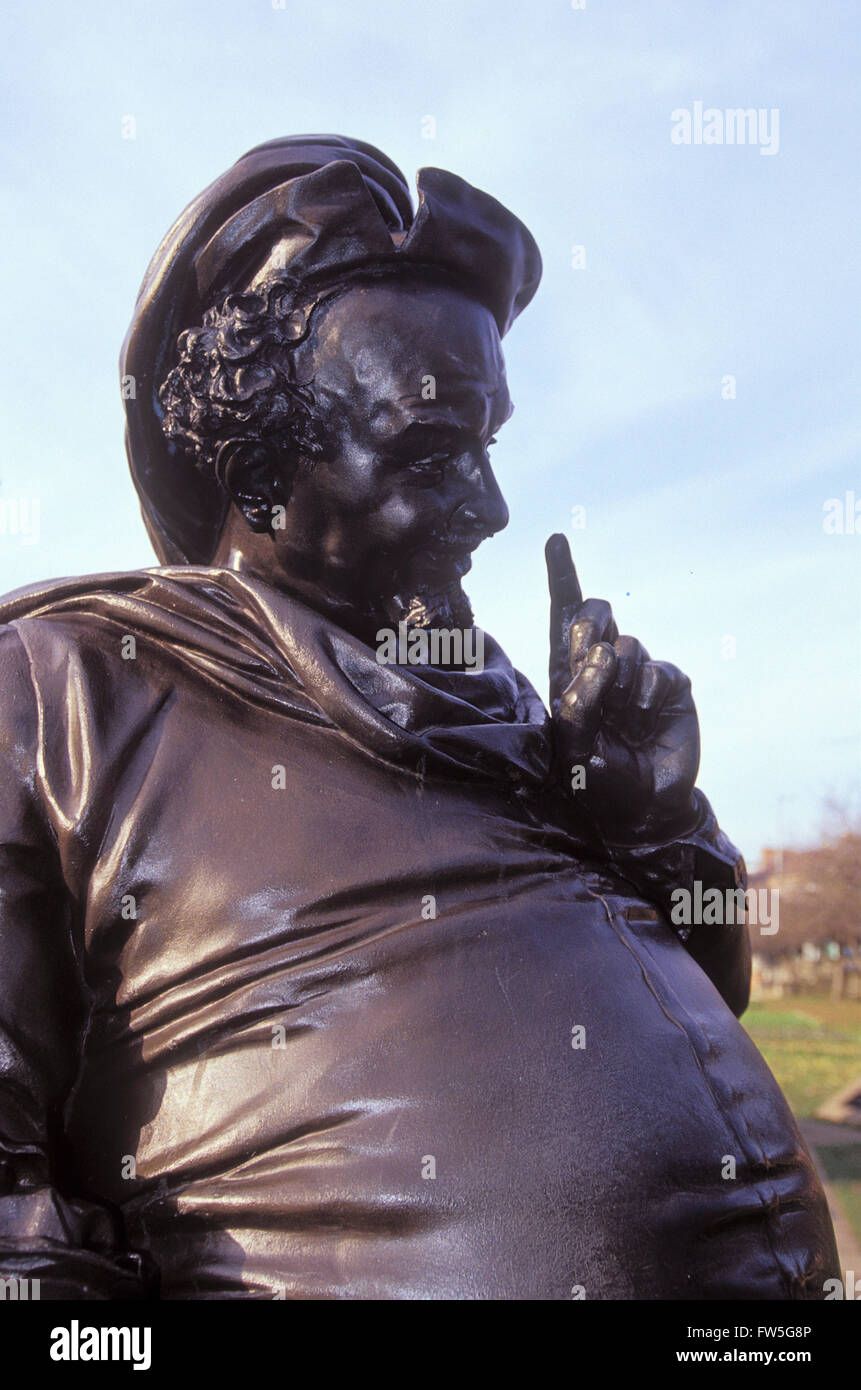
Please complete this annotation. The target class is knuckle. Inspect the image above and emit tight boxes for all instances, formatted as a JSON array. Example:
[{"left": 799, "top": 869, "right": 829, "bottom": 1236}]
[
  {"left": 568, "top": 618, "right": 594, "bottom": 643},
  {"left": 657, "top": 661, "right": 691, "bottom": 694},
  {"left": 580, "top": 597, "right": 612, "bottom": 624}
]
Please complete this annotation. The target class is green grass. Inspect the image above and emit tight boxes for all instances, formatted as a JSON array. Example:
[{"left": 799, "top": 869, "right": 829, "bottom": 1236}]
[
  {"left": 743, "top": 996, "right": 861, "bottom": 1246},
  {"left": 742, "top": 997, "right": 861, "bottom": 1119},
  {"left": 816, "top": 1146, "right": 861, "bottom": 1247}
]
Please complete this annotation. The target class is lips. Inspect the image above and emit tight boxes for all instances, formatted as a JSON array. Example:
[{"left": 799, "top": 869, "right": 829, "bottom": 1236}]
[
  {"left": 422, "top": 533, "right": 482, "bottom": 577},
  {"left": 423, "top": 544, "right": 473, "bottom": 578}
]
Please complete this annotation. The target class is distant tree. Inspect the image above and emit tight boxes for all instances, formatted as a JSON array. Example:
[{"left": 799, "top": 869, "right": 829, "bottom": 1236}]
[{"left": 751, "top": 802, "right": 861, "bottom": 959}]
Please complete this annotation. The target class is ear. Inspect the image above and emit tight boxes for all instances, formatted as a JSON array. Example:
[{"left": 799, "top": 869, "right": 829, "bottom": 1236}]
[{"left": 215, "top": 440, "right": 285, "bottom": 534}]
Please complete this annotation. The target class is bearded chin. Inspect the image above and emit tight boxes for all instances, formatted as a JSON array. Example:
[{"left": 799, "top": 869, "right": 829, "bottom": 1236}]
[{"left": 384, "top": 580, "right": 475, "bottom": 631}]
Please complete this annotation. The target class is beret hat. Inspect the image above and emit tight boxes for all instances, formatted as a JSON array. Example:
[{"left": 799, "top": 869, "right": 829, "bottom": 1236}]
[{"left": 120, "top": 135, "right": 542, "bottom": 565}]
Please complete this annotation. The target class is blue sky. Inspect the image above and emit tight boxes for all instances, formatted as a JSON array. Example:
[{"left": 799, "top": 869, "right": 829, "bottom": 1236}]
[{"left": 1, "top": 0, "right": 858, "bottom": 860}]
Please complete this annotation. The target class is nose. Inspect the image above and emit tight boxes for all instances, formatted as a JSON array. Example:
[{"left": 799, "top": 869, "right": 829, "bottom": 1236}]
[{"left": 449, "top": 450, "right": 510, "bottom": 540}]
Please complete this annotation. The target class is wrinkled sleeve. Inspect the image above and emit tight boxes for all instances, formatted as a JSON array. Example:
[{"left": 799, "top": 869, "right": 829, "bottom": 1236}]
[
  {"left": 0, "top": 623, "right": 152, "bottom": 1298},
  {"left": 607, "top": 788, "right": 752, "bottom": 1018}
]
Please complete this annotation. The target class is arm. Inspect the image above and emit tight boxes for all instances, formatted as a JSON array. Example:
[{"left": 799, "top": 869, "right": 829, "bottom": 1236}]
[
  {"left": 605, "top": 790, "right": 751, "bottom": 1016},
  {"left": 545, "top": 535, "right": 751, "bottom": 1017},
  {"left": 0, "top": 624, "right": 153, "bottom": 1298}
]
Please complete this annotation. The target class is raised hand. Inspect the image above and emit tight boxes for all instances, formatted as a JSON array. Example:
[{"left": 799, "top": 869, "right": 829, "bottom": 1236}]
[{"left": 546, "top": 532, "right": 701, "bottom": 846}]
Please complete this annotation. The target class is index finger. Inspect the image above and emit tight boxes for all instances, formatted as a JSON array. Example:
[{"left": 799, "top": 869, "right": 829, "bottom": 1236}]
[
  {"left": 545, "top": 533, "right": 584, "bottom": 611},
  {"left": 546, "top": 532, "right": 584, "bottom": 699}
]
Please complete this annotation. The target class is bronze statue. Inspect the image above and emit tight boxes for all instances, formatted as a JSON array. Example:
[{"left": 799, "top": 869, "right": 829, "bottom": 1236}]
[{"left": 0, "top": 137, "right": 839, "bottom": 1299}]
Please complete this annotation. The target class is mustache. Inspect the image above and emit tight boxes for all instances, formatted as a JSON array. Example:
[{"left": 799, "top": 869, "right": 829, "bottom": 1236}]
[
  {"left": 428, "top": 524, "right": 492, "bottom": 550},
  {"left": 384, "top": 525, "right": 489, "bottom": 585}
]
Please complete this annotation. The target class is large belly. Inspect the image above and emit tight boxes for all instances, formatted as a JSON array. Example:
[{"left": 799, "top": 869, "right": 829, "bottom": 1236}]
[
  {"left": 70, "top": 867, "right": 836, "bottom": 1300},
  {"left": 65, "top": 708, "right": 837, "bottom": 1299}
]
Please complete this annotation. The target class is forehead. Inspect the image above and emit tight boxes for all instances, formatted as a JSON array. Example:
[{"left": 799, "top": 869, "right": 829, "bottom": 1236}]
[{"left": 304, "top": 280, "right": 510, "bottom": 434}]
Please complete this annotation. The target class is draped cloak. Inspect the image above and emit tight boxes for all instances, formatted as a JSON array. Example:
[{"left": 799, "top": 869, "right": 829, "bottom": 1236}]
[{"left": 0, "top": 566, "right": 839, "bottom": 1299}]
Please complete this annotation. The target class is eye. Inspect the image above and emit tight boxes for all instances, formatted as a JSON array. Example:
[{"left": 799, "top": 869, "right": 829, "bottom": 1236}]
[
  {"left": 404, "top": 457, "right": 447, "bottom": 487},
  {"left": 403, "top": 449, "right": 450, "bottom": 474},
  {"left": 409, "top": 451, "right": 450, "bottom": 468}
]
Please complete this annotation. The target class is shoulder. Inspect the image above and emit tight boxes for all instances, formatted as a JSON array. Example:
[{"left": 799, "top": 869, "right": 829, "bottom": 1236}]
[
  {"left": 0, "top": 570, "right": 186, "bottom": 732},
  {"left": 0, "top": 572, "right": 145, "bottom": 681},
  {"left": 0, "top": 569, "right": 158, "bottom": 624},
  {"left": 0, "top": 621, "right": 38, "bottom": 736},
  {"left": 0, "top": 564, "right": 251, "bottom": 712},
  {"left": 0, "top": 575, "right": 188, "bottom": 814}
]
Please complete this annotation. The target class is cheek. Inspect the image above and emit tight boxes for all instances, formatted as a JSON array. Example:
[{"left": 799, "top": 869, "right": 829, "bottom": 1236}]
[
  {"left": 303, "top": 439, "right": 447, "bottom": 548},
  {"left": 324, "top": 462, "right": 440, "bottom": 541},
  {"left": 363, "top": 488, "right": 454, "bottom": 548}
]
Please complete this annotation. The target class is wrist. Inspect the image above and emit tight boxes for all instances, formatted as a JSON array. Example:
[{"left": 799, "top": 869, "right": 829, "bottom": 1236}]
[{"left": 600, "top": 791, "right": 705, "bottom": 855}]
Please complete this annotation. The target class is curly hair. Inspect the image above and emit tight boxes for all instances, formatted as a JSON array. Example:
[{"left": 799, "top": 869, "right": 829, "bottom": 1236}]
[{"left": 158, "top": 277, "right": 329, "bottom": 487}]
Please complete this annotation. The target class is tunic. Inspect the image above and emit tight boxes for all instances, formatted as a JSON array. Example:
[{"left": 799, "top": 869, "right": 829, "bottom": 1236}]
[{"left": 0, "top": 567, "right": 838, "bottom": 1298}]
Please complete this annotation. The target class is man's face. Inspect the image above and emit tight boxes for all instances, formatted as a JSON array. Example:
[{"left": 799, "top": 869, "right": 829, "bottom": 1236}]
[{"left": 275, "top": 279, "right": 512, "bottom": 621}]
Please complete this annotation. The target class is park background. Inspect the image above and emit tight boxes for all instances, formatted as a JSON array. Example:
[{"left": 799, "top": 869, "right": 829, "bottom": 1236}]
[{"left": 2, "top": 0, "right": 859, "bottom": 1279}]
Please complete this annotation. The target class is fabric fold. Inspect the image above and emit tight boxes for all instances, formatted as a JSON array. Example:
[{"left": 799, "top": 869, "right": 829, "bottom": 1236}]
[{"left": 0, "top": 567, "right": 553, "bottom": 788}]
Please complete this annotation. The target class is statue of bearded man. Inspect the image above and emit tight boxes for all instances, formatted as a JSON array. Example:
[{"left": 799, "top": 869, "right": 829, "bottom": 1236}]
[{"left": 0, "top": 136, "right": 838, "bottom": 1300}]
